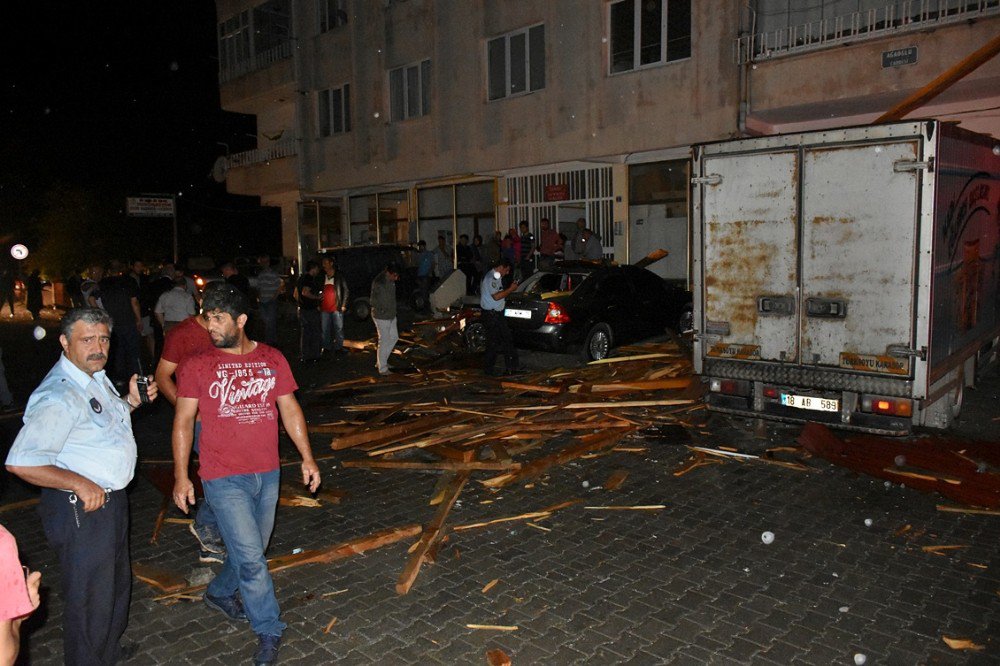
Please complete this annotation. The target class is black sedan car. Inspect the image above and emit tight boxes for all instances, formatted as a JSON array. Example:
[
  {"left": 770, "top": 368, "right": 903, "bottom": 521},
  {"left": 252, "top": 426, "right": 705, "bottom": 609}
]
[{"left": 485, "top": 261, "right": 691, "bottom": 361}]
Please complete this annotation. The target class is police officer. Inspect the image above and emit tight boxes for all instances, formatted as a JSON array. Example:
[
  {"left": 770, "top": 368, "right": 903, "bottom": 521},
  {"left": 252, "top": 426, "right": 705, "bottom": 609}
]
[
  {"left": 479, "top": 258, "right": 520, "bottom": 377},
  {"left": 5, "top": 307, "right": 157, "bottom": 665}
]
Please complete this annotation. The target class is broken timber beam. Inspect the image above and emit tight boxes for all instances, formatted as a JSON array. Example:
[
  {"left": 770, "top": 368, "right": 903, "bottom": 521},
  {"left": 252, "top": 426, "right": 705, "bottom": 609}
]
[
  {"left": 482, "top": 427, "right": 638, "bottom": 488},
  {"left": 396, "top": 472, "right": 470, "bottom": 595},
  {"left": 331, "top": 413, "right": 472, "bottom": 450},
  {"left": 340, "top": 459, "right": 521, "bottom": 472}
]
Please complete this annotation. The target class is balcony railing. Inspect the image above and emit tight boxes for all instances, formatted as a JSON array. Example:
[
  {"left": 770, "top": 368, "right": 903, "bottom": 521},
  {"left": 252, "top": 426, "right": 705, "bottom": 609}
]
[
  {"left": 736, "top": 0, "right": 1000, "bottom": 63},
  {"left": 219, "top": 40, "right": 294, "bottom": 84},
  {"left": 227, "top": 137, "right": 297, "bottom": 169}
]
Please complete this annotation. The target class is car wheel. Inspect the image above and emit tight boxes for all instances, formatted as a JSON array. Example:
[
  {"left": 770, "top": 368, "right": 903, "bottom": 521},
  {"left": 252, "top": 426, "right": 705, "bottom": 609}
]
[
  {"left": 352, "top": 298, "right": 371, "bottom": 321},
  {"left": 677, "top": 304, "right": 694, "bottom": 333},
  {"left": 581, "top": 323, "right": 613, "bottom": 361},
  {"left": 465, "top": 321, "right": 486, "bottom": 353}
]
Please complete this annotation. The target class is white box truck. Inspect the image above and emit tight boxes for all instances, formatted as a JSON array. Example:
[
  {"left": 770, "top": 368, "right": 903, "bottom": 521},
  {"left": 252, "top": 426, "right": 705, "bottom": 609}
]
[{"left": 691, "top": 121, "right": 1000, "bottom": 434}]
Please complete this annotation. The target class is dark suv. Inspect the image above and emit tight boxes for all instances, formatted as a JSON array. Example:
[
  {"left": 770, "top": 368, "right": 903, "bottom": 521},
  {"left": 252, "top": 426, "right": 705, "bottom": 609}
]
[{"left": 317, "top": 244, "right": 423, "bottom": 320}]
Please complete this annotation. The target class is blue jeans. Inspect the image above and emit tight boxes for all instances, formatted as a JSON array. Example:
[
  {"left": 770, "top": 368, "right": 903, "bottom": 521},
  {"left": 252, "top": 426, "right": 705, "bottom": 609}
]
[
  {"left": 203, "top": 469, "right": 285, "bottom": 637},
  {"left": 321, "top": 310, "right": 344, "bottom": 352}
]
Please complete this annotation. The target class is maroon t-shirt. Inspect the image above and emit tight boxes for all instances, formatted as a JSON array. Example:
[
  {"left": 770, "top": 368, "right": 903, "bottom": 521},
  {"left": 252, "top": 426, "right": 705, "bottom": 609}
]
[
  {"left": 161, "top": 316, "right": 214, "bottom": 364},
  {"left": 176, "top": 343, "right": 297, "bottom": 481}
]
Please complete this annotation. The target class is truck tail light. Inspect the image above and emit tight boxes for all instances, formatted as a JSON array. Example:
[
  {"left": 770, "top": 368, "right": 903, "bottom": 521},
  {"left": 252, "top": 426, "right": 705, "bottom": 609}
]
[
  {"left": 763, "top": 386, "right": 779, "bottom": 399},
  {"left": 544, "top": 303, "right": 570, "bottom": 324},
  {"left": 709, "top": 378, "right": 750, "bottom": 396},
  {"left": 861, "top": 394, "right": 912, "bottom": 417}
]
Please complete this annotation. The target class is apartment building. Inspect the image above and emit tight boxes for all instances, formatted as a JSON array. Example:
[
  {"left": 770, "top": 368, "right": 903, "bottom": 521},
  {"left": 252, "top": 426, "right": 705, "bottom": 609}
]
[{"left": 214, "top": 0, "right": 1000, "bottom": 280}]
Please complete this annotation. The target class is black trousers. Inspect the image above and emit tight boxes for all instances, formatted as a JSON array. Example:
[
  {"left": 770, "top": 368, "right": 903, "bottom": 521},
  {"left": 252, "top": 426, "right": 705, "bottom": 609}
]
[
  {"left": 39, "top": 487, "right": 131, "bottom": 666},
  {"left": 299, "top": 308, "right": 322, "bottom": 360},
  {"left": 482, "top": 310, "right": 518, "bottom": 373}
]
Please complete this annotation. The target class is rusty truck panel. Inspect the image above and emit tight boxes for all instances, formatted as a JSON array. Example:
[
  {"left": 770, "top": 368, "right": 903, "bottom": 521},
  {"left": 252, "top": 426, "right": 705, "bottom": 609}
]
[{"left": 692, "top": 121, "right": 1000, "bottom": 434}]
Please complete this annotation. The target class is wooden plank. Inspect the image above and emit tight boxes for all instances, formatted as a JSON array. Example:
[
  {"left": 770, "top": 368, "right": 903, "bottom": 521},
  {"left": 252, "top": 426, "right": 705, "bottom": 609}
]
[
  {"left": 0, "top": 498, "right": 40, "bottom": 514},
  {"left": 426, "top": 444, "right": 477, "bottom": 463},
  {"left": 602, "top": 469, "right": 629, "bottom": 491},
  {"left": 266, "top": 523, "right": 423, "bottom": 573},
  {"left": 589, "top": 378, "right": 691, "bottom": 392},
  {"left": 514, "top": 399, "right": 692, "bottom": 411},
  {"left": 499, "top": 381, "right": 564, "bottom": 394},
  {"left": 587, "top": 353, "right": 673, "bottom": 365},
  {"left": 452, "top": 499, "right": 581, "bottom": 532},
  {"left": 481, "top": 427, "right": 637, "bottom": 488},
  {"left": 132, "top": 561, "right": 188, "bottom": 593},
  {"left": 332, "top": 413, "right": 471, "bottom": 450},
  {"left": 936, "top": 505, "right": 1000, "bottom": 516},
  {"left": 341, "top": 459, "right": 521, "bottom": 472},
  {"left": 396, "top": 472, "right": 470, "bottom": 595}
]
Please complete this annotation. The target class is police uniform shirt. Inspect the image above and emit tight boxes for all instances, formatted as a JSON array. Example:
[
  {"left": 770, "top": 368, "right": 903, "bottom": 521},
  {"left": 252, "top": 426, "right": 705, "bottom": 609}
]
[
  {"left": 5, "top": 354, "right": 137, "bottom": 491},
  {"left": 480, "top": 271, "right": 507, "bottom": 312}
]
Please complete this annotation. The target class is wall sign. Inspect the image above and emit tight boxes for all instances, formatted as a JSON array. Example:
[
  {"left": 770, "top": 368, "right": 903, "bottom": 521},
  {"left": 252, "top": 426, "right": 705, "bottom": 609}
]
[{"left": 882, "top": 47, "right": 917, "bottom": 68}]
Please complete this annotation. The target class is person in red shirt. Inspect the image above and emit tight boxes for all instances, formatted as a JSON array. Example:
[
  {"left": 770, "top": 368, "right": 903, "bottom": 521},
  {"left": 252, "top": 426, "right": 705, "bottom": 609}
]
[
  {"left": 536, "top": 217, "right": 563, "bottom": 270},
  {"left": 171, "top": 284, "right": 319, "bottom": 666},
  {"left": 154, "top": 288, "right": 226, "bottom": 563},
  {"left": 319, "top": 256, "right": 348, "bottom": 355}
]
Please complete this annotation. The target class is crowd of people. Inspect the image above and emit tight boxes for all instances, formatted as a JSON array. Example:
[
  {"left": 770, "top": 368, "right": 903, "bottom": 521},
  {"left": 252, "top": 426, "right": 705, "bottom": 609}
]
[{"left": 1, "top": 225, "right": 607, "bottom": 663}]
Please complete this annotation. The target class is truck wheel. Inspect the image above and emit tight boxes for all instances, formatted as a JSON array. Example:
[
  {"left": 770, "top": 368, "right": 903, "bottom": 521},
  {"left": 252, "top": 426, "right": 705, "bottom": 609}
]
[
  {"left": 465, "top": 322, "right": 486, "bottom": 353},
  {"left": 351, "top": 298, "right": 371, "bottom": 321},
  {"left": 581, "top": 323, "right": 613, "bottom": 361}
]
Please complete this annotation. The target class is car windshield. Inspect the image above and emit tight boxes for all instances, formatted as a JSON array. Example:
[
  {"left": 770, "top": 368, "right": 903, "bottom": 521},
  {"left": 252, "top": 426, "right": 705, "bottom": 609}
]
[{"left": 520, "top": 271, "right": 589, "bottom": 296}]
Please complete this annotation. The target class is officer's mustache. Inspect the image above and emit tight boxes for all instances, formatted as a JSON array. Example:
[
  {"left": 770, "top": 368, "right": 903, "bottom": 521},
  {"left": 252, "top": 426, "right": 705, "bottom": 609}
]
[{"left": 86, "top": 353, "right": 107, "bottom": 362}]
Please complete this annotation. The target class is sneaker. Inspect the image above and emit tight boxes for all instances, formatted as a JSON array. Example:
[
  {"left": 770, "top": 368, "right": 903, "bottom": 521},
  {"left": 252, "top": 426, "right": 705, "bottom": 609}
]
[
  {"left": 198, "top": 548, "right": 225, "bottom": 565},
  {"left": 189, "top": 522, "right": 225, "bottom": 554},
  {"left": 203, "top": 592, "right": 247, "bottom": 621},
  {"left": 253, "top": 634, "right": 282, "bottom": 665}
]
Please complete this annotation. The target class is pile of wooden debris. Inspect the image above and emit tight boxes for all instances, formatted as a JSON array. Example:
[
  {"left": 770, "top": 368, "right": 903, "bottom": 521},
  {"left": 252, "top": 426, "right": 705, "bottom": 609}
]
[{"left": 310, "top": 340, "right": 703, "bottom": 593}]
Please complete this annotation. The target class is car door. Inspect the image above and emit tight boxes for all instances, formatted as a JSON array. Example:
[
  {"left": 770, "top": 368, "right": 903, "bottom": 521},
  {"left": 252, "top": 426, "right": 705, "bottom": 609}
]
[
  {"left": 623, "top": 266, "right": 671, "bottom": 336},
  {"left": 592, "top": 271, "right": 636, "bottom": 341}
]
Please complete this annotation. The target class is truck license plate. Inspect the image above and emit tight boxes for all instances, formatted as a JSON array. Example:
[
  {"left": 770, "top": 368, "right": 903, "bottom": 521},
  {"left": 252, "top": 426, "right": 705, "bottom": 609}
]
[
  {"left": 781, "top": 394, "right": 839, "bottom": 412},
  {"left": 504, "top": 308, "right": 532, "bottom": 319}
]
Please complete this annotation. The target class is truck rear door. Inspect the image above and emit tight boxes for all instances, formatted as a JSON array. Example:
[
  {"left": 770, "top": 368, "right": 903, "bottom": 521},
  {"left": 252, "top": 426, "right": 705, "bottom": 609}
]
[
  {"left": 701, "top": 150, "right": 800, "bottom": 363},
  {"left": 799, "top": 141, "right": 920, "bottom": 376}
]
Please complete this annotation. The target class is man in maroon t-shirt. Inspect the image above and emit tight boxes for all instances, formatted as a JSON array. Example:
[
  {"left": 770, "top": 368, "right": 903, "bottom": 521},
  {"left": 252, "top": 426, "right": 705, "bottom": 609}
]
[
  {"left": 154, "top": 292, "right": 226, "bottom": 563},
  {"left": 171, "top": 284, "right": 320, "bottom": 666}
]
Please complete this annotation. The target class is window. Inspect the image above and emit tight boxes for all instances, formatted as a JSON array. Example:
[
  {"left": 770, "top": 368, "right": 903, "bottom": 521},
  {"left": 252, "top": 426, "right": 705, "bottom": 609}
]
[
  {"left": 609, "top": 0, "right": 690, "bottom": 74},
  {"left": 252, "top": 0, "right": 292, "bottom": 53},
  {"left": 389, "top": 60, "right": 431, "bottom": 121},
  {"left": 487, "top": 24, "right": 545, "bottom": 101},
  {"left": 218, "top": 11, "right": 251, "bottom": 74},
  {"left": 217, "top": 0, "right": 292, "bottom": 81},
  {"left": 319, "top": 0, "right": 348, "bottom": 32},
  {"left": 318, "top": 84, "right": 351, "bottom": 136}
]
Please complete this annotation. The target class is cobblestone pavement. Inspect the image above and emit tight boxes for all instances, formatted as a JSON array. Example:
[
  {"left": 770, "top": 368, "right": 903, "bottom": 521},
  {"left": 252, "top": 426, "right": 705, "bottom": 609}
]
[{"left": 1, "top": 317, "right": 999, "bottom": 665}]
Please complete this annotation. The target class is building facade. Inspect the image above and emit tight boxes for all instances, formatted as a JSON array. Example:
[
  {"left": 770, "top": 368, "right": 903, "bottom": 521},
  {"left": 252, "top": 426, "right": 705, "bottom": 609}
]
[{"left": 214, "top": 0, "right": 1000, "bottom": 281}]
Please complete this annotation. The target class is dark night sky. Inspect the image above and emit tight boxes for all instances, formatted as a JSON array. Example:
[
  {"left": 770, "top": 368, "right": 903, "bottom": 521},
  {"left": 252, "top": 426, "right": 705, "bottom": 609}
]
[{"left": 1, "top": 1, "right": 281, "bottom": 265}]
